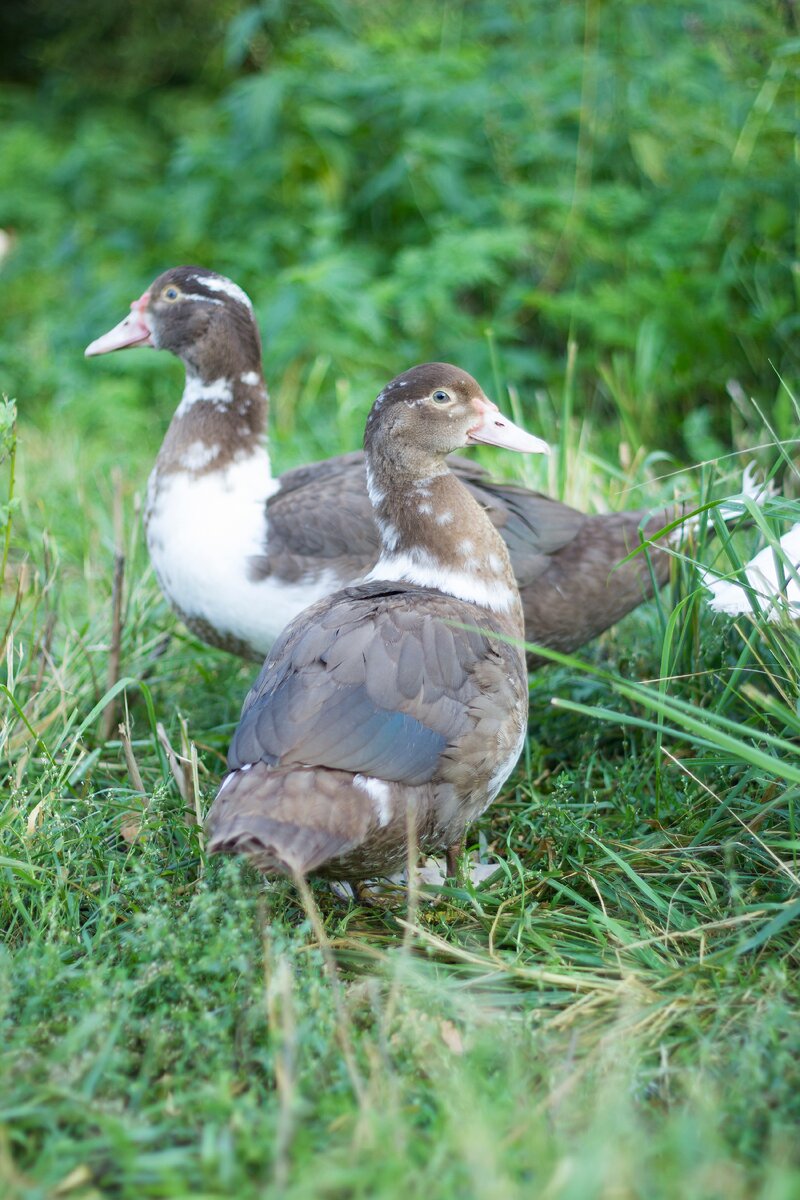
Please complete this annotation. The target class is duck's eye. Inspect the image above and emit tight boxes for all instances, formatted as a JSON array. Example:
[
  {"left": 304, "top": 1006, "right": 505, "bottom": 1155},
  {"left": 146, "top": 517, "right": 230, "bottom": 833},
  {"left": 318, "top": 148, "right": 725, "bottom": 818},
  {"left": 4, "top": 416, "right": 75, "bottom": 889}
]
[
  {"left": 162, "top": 286, "right": 180, "bottom": 302},
  {"left": 432, "top": 390, "right": 451, "bottom": 404}
]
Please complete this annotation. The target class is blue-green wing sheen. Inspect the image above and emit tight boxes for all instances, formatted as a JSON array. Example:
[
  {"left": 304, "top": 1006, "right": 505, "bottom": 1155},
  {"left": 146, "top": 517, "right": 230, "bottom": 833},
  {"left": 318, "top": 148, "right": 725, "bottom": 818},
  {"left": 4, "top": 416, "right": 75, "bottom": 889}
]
[{"left": 228, "top": 582, "right": 500, "bottom": 787}]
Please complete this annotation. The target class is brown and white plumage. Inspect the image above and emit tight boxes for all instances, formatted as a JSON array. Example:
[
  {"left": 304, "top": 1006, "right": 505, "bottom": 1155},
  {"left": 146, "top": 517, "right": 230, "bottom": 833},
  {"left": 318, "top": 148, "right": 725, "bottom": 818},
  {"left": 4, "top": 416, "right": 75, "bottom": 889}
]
[
  {"left": 206, "top": 364, "right": 547, "bottom": 881},
  {"left": 86, "top": 266, "right": 679, "bottom": 664}
]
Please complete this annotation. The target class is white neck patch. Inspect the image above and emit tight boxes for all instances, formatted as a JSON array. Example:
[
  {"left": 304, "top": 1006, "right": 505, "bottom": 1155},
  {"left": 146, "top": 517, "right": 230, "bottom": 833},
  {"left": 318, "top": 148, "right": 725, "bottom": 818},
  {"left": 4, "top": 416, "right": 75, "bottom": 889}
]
[
  {"left": 364, "top": 550, "right": 514, "bottom": 612},
  {"left": 176, "top": 374, "right": 234, "bottom": 416}
]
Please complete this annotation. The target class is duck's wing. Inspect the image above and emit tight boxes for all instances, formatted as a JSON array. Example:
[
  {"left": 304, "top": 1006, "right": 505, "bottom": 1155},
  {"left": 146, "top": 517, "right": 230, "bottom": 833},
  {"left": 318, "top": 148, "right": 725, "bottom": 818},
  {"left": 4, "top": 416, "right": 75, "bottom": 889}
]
[
  {"left": 259, "top": 449, "right": 652, "bottom": 589},
  {"left": 453, "top": 462, "right": 678, "bottom": 654},
  {"left": 260, "top": 452, "right": 589, "bottom": 584},
  {"left": 270, "top": 450, "right": 366, "bottom": 496},
  {"left": 228, "top": 582, "right": 518, "bottom": 787},
  {"left": 259, "top": 451, "right": 674, "bottom": 660},
  {"left": 252, "top": 453, "right": 378, "bottom": 581}
]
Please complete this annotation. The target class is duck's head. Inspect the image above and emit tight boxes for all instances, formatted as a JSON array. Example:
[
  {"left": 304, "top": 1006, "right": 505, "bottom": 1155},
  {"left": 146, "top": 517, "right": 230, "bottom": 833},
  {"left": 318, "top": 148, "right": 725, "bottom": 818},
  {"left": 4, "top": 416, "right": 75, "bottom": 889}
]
[
  {"left": 364, "top": 362, "right": 549, "bottom": 471},
  {"left": 85, "top": 267, "right": 260, "bottom": 376}
]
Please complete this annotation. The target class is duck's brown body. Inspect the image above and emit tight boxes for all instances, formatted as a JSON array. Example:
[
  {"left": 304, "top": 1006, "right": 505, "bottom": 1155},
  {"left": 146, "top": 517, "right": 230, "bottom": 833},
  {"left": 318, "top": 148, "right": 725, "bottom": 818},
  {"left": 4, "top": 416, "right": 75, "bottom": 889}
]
[
  {"left": 263, "top": 450, "right": 676, "bottom": 666},
  {"left": 86, "top": 267, "right": 675, "bottom": 667},
  {"left": 208, "top": 580, "right": 526, "bottom": 879},
  {"left": 206, "top": 363, "right": 542, "bottom": 881}
]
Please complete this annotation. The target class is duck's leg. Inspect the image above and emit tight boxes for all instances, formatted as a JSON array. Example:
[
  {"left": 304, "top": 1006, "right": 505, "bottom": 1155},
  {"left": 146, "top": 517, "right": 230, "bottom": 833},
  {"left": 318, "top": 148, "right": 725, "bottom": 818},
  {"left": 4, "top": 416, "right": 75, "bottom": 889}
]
[
  {"left": 445, "top": 840, "right": 464, "bottom": 880},
  {"left": 353, "top": 880, "right": 376, "bottom": 905},
  {"left": 329, "top": 879, "right": 378, "bottom": 905}
]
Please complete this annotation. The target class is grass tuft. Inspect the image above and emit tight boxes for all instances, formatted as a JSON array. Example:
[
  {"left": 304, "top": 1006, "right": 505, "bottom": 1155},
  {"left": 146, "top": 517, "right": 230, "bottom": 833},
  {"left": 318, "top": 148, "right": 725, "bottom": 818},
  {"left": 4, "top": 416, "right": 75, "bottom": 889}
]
[{"left": 2, "top": 371, "right": 799, "bottom": 1195}]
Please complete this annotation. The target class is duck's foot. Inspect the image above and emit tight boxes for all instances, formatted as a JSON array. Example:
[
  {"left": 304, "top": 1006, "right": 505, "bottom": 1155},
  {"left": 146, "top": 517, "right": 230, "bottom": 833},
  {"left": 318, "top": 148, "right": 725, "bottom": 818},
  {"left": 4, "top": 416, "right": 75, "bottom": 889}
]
[
  {"left": 328, "top": 879, "right": 385, "bottom": 906},
  {"left": 353, "top": 880, "right": 379, "bottom": 905},
  {"left": 330, "top": 856, "right": 503, "bottom": 901},
  {"left": 417, "top": 855, "right": 502, "bottom": 888},
  {"left": 328, "top": 880, "right": 355, "bottom": 901}
]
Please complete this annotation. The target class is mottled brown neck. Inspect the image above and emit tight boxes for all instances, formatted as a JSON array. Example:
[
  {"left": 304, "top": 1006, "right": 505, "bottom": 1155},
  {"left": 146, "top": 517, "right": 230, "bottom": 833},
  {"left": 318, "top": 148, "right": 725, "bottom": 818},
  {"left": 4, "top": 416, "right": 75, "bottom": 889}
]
[
  {"left": 155, "top": 356, "right": 268, "bottom": 478},
  {"left": 366, "top": 452, "right": 523, "bottom": 630}
]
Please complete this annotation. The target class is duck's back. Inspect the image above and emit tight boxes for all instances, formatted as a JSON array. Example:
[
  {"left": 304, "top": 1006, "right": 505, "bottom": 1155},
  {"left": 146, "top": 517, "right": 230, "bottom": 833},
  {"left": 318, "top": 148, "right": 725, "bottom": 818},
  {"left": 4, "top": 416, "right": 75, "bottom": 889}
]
[
  {"left": 256, "top": 451, "right": 670, "bottom": 661},
  {"left": 206, "top": 579, "right": 528, "bottom": 878},
  {"left": 230, "top": 579, "right": 526, "bottom": 785}
]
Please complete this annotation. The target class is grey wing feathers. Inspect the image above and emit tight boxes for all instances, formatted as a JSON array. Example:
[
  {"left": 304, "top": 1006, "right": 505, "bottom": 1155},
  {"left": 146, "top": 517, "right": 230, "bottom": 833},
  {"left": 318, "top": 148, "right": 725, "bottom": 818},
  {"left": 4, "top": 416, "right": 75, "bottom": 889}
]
[
  {"left": 257, "top": 449, "right": 634, "bottom": 594},
  {"left": 259, "top": 450, "right": 593, "bottom": 584},
  {"left": 228, "top": 585, "right": 497, "bottom": 787},
  {"left": 255, "top": 453, "right": 378, "bottom": 573},
  {"left": 272, "top": 451, "right": 365, "bottom": 497},
  {"left": 231, "top": 677, "right": 447, "bottom": 785}
]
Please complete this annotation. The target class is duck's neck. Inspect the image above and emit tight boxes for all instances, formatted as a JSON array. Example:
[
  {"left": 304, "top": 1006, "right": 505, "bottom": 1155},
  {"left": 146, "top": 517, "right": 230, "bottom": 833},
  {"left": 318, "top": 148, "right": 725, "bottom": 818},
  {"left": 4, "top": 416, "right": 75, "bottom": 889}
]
[
  {"left": 154, "top": 364, "right": 270, "bottom": 478},
  {"left": 364, "top": 456, "right": 523, "bottom": 627}
]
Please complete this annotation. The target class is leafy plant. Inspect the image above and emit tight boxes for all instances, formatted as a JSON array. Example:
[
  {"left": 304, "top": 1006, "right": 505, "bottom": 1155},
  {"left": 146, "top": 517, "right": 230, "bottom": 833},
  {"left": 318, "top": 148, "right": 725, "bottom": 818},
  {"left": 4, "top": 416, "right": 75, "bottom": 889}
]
[{"left": 0, "top": 0, "right": 796, "bottom": 459}]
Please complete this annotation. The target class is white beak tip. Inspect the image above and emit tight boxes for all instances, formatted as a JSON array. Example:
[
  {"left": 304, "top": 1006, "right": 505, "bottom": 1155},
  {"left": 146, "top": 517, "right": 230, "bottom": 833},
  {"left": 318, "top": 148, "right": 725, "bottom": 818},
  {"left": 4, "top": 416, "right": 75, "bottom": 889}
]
[
  {"left": 84, "top": 310, "right": 153, "bottom": 358},
  {"left": 467, "top": 413, "right": 550, "bottom": 456}
]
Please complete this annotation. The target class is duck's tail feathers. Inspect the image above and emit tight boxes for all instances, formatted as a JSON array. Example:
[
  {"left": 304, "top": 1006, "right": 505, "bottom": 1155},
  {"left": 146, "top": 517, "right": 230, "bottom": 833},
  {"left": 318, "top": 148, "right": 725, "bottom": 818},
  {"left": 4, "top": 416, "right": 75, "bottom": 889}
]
[{"left": 205, "top": 761, "right": 383, "bottom": 878}]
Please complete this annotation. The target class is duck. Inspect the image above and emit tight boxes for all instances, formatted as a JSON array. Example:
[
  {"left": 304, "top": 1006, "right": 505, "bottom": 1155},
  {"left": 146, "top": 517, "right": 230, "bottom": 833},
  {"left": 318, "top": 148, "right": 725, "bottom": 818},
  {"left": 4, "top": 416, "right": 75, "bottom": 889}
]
[
  {"left": 85, "top": 266, "right": 691, "bottom": 664},
  {"left": 205, "top": 363, "right": 548, "bottom": 880},
  {"left": 701, "top": 522, "right": 800, "bottom": 621}
]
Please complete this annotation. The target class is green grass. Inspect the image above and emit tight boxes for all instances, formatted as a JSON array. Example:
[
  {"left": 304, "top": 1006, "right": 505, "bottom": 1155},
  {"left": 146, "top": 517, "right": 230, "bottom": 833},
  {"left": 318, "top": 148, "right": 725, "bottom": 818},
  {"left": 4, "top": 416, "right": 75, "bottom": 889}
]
[
  {"left": 1, "top": 0, "right": 797, "bottom": 456},
  {"left": 2, "top": 372, "right": 799, "bottom": 1198}
]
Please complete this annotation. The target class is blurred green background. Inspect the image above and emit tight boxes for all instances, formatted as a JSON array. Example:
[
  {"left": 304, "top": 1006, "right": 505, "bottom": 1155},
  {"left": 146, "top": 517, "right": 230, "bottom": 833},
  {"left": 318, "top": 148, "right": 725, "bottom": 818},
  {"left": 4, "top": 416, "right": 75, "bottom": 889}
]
[{"left": 1, "top": 0, "right": 797, "bottom": 470}]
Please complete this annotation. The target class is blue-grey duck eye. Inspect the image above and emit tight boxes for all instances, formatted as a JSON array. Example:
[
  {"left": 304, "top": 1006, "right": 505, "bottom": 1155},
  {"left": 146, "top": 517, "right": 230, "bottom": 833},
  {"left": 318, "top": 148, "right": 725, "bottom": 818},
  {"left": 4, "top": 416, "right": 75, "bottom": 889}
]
[{"left": 432, "top": 390, "right": 451, "bottom": 403}]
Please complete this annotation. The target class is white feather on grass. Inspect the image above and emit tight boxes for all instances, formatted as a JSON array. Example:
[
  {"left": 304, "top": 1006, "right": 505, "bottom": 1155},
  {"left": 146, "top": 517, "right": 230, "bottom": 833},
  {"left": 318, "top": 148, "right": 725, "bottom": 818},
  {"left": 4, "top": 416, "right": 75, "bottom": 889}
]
[{"left": 701, "top": 523, "right": 800, "bottom": 620}]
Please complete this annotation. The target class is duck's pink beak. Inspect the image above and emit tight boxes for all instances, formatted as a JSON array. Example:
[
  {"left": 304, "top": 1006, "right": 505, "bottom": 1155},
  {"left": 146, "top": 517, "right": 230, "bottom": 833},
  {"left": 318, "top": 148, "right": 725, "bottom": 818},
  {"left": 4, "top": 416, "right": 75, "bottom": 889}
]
[
  {"left": 85, "top": 292, "right": 153, "bottom": 357},
  {"left": 467, "top": 398, "right": 549, "bottom": 455}
]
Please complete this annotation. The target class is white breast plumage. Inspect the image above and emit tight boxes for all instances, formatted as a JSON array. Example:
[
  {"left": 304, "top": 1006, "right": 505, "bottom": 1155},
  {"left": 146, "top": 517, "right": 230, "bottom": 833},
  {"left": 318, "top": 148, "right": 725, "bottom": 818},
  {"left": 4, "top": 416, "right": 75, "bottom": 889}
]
[{"left": 145, "top": 452, "right": 341, "bottom": 653}]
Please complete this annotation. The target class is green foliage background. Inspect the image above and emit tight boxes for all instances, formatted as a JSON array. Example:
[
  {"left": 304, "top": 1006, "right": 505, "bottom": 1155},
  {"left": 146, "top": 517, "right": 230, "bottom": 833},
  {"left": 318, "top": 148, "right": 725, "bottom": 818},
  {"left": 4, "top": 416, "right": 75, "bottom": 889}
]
[{"left": 0, "top": 0, "right": 797, "bottom": 462}]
